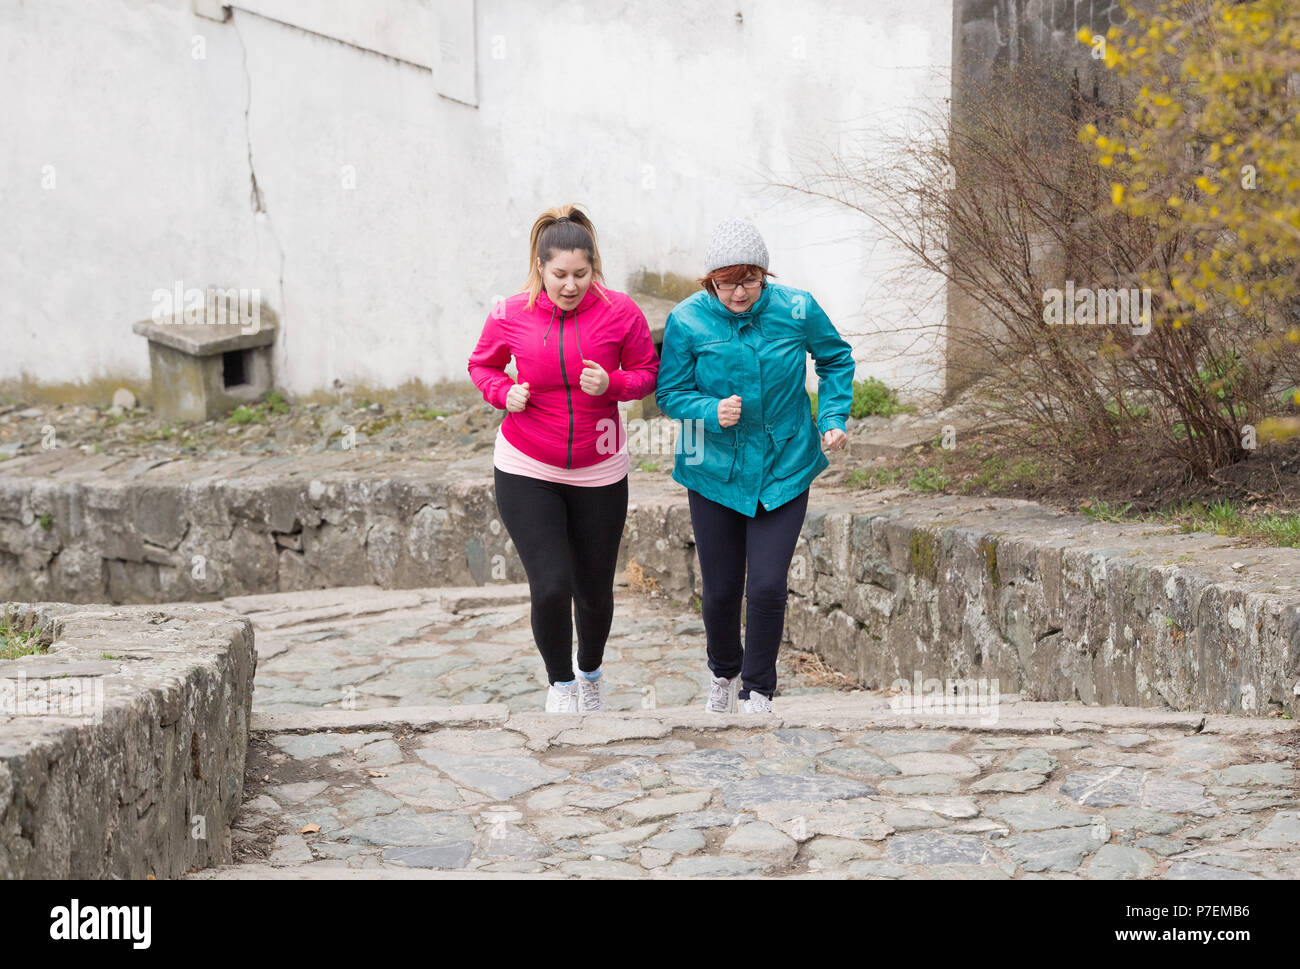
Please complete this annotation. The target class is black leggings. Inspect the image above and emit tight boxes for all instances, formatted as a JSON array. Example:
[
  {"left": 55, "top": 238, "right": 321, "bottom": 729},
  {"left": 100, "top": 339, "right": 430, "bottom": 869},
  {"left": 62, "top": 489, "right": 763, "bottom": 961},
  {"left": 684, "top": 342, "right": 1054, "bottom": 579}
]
[
  {"left": 687, "top": 487, "right": 810, "bottom": 700},
  {"left": 493, "top": 467, "right": 629, "bottom": 684}
]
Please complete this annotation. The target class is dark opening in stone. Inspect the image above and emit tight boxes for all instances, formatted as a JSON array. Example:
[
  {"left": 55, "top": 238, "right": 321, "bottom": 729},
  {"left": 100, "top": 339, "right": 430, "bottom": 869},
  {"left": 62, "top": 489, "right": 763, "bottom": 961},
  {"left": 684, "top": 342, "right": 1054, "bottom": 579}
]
[{"left": 223, "top": 349, "right": 248, "bottom": 388}]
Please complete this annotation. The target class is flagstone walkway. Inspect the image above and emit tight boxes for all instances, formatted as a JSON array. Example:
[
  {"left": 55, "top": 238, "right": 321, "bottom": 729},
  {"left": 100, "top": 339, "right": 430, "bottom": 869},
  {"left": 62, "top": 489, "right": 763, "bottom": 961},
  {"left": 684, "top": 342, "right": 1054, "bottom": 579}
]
[{"left": 178, "top": 585, "right": 1300, "bottom": 879}]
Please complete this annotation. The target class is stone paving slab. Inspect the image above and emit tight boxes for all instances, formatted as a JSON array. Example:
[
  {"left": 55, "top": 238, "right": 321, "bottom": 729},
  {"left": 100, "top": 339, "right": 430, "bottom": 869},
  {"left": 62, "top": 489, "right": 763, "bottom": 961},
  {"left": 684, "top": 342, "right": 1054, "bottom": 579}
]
[
  {"left": 253, "top": 705, "right": 512, "bottom": 733},
  {"left": 198, "top": 708, "right": 1299, "bottom": 880}
]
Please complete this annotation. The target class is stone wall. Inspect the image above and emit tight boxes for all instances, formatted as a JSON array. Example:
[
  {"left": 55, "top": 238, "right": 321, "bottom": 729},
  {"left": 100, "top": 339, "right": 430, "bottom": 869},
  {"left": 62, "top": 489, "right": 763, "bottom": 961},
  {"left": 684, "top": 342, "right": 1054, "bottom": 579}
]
[
  {"left": 0, "top": 473, "right": 516, "bottom": 603},
  {"left": 0, "top": 466, "right": 690, "bottom": 605},
  {"left": 778, "top": 500, "right": 1300, "bottom": 719},
  {"left": 0, "top": 602, "right": 256, "bottom": 878},
  {"left": 2, "top": 468, "right": 1297, "bottom": 718},
  {"left": 634, "top": 493, "right": 1300, "bottom": 718}
]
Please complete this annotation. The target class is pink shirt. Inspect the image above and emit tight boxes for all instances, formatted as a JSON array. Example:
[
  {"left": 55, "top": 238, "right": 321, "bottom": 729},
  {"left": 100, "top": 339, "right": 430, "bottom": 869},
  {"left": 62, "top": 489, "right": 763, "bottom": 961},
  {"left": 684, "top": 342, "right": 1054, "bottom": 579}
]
[{"left": 493, "top": 426, "right": 629, "bottom": 486}]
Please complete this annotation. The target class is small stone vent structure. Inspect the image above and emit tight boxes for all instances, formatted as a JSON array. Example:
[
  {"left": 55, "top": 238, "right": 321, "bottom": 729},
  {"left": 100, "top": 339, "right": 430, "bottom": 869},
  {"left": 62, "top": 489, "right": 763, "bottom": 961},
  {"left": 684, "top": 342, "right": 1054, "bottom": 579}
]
[{"left": 132, "top": 301, "right": 278, "bottom": 421}]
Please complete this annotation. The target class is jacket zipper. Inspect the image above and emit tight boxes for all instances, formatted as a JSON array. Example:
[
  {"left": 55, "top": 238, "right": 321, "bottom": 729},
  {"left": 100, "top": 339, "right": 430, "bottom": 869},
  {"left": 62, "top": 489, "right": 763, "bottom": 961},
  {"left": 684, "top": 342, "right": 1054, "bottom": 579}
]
[{"left": 558, "top": 309, "right": 574, "bottom": 469}]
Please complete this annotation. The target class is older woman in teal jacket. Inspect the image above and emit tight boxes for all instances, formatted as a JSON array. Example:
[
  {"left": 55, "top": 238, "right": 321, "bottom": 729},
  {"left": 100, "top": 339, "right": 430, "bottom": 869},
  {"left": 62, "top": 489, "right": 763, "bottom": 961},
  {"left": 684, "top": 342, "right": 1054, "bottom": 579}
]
[{"left": 656, "top": 218, "right": 856, "bottom": 714}]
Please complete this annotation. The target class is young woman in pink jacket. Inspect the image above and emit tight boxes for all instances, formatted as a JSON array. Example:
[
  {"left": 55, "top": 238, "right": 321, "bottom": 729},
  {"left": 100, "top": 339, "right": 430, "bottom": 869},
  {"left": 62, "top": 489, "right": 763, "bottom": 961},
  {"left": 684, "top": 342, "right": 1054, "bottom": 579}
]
[{"left": 467, "top": 204, "right": 659, "bottom": 713}]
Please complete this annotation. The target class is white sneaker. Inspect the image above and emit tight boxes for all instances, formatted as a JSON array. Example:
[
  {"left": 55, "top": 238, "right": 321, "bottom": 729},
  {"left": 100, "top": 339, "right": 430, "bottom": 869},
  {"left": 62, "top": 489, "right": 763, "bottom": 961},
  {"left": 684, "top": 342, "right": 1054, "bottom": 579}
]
[
  {"left": 545, "top": 680, "right": 579, "bottom": 713},
  {"left": 577, "top": 668, "right": 605, "bottom": 712},
  {"left": 739, "top": 692, "right": 773, "bottom": 714},
  {"left": 705, "top": 674, "right": 738, "bottom": 713}
]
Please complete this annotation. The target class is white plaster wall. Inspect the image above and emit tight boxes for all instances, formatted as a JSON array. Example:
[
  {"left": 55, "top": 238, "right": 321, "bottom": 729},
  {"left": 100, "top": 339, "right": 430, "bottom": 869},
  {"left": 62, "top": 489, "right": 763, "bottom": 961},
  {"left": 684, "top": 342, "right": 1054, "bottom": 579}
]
[{"left": 1, "top": 0, "right": 953, "bottom": 402}]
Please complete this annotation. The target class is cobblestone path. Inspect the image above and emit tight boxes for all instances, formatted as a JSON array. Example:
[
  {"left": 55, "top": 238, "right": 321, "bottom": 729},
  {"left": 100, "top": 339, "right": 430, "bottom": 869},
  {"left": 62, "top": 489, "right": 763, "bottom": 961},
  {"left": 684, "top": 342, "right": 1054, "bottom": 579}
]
[{"left": 186, "top": 586, "right": 1300, "bottom": 879}]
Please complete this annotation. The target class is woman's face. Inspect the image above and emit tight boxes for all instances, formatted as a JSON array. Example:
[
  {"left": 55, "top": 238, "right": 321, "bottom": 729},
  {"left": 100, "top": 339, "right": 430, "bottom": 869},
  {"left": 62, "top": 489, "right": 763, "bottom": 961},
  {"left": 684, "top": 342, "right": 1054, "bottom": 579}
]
[
  {"left": 713, "top": 269, "right": 764, "bottom": 313},
  {"left": 539, "top": 249, "right": 593, "bottom": 312}
]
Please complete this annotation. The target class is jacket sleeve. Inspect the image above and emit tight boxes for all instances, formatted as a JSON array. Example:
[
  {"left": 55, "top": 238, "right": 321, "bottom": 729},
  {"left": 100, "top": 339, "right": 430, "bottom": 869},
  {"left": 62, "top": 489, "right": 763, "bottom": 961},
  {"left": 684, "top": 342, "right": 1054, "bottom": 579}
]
[
  {"left": 604, "top": 299, "right": 659, "bottom": 402},
  {"left": 654, "top": 310, "right": 723, "bottom": 433},
  {"left": 467, "top": 308, "right": 515, "bottom": 411},
  {"left": 804, "top": 294, "right": 855, "bottom": 434}
]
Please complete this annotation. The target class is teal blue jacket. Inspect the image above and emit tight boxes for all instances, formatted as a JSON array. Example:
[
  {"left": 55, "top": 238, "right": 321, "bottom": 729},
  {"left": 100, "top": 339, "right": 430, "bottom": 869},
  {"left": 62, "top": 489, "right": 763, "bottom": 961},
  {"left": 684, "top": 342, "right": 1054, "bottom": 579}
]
[{"left": 655, "top": 282, "right": 855, "bottom": 516}]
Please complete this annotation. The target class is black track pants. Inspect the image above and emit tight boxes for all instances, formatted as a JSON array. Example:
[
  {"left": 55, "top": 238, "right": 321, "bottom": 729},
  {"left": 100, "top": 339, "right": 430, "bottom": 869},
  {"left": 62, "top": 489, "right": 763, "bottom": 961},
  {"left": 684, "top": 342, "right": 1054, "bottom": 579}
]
[
  {"left": 493, "top": 467, "right": 629, "bottom": 684},
  {"left": 687, "top": 487, "right": 810, "bottom": 700}
]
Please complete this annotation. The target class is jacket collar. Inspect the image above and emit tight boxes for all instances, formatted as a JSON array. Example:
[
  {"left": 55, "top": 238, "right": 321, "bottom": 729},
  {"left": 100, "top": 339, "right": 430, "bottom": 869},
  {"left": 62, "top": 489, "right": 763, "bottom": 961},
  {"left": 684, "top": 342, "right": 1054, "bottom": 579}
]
[{"left": 537, "top": 284, "right": 604, "bottom": 314}]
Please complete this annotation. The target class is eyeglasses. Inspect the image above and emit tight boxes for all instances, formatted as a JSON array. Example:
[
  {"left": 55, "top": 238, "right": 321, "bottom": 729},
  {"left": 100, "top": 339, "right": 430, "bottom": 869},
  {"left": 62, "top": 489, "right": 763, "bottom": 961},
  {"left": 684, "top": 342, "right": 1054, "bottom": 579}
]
[{"left": 713, "top": 279, "right": 764, "bottom": 294}]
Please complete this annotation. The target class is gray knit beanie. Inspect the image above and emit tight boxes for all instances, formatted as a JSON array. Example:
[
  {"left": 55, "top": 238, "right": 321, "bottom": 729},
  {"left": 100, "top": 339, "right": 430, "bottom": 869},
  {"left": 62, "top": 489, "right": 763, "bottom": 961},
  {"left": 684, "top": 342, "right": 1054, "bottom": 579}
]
[{"left": 704, "top": 218, "right": 769, "bottom": 273}]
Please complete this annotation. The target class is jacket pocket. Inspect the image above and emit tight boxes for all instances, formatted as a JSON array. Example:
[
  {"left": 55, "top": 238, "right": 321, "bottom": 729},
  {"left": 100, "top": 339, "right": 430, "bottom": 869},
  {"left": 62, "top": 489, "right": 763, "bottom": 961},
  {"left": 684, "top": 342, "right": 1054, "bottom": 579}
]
[
  {"left": 692, "top": 432, "right": 738, "bottom": 482},
  {"left": 693, "top": 338, "right": 735, "bottom": 399},
  {"left": 769, "top": 419, "right": 813, "bottom": 480}
]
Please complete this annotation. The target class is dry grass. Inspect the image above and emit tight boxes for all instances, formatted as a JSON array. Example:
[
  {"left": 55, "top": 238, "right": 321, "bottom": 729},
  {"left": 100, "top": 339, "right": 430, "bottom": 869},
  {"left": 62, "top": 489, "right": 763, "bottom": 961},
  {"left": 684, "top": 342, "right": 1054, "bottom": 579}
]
[
  {"left": 624, "top": 559, "right": 660, "bottom": 595},
  {"left": 782, "top": 647, "right": 861, "bottom": 690}
]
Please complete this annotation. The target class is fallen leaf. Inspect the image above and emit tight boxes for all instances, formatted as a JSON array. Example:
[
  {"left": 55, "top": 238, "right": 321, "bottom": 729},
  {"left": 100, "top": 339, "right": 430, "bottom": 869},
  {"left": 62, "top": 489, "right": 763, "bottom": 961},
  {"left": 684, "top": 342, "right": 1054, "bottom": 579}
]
[{"left": 300, "top": 824, "right": 321, "bottom": 834}]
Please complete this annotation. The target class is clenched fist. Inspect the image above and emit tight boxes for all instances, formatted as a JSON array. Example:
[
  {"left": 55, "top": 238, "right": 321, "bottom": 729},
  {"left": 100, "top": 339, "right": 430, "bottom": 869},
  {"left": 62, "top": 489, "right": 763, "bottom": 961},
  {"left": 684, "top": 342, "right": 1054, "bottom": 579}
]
[
  {"left": 717, "top": 395, "right": 742, "bottom": 428},
  {"left": 580, "top": 359, "right": 609, "bottom": 396},
  {"left": 506, "top": 381, "right": 531, "bottom": 412}
]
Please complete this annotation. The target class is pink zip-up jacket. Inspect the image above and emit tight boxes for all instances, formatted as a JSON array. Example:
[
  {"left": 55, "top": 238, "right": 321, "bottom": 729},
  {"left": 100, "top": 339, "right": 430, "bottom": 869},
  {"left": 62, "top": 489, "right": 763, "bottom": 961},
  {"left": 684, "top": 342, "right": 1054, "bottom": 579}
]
[{"left": 467, "top": 283, "right": 659, "bottom": 469}]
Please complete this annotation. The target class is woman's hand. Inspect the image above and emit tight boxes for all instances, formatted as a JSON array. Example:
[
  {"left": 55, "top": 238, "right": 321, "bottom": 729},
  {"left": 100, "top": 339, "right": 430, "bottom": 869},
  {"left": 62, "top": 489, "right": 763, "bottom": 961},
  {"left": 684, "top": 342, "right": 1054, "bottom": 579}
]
[
  {"left": 506, "top": 381, "right": 531, "bottom": 412},
  {"left": 580, "top": 359, "right": 609, "bottom": 396},
  {"left": 822, "top": 428, "right": 848, "bottom": 451},
  {"left": 717, "top": 395, "right": 742, "bottom": 428}
]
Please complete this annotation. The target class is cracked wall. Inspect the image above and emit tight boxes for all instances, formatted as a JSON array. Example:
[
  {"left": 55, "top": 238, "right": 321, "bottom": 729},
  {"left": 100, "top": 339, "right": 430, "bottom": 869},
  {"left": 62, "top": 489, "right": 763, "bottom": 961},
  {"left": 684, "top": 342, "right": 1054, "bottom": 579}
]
[{"left": 2, "top": 0, "right": 954, "bottom": 404}]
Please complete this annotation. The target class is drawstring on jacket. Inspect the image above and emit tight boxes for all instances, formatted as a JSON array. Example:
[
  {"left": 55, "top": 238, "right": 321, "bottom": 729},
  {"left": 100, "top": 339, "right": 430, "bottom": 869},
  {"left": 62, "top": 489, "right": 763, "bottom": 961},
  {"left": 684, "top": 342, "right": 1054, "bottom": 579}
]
[{"left": 543, "top": 303, "right": 584, "bottom": 361}]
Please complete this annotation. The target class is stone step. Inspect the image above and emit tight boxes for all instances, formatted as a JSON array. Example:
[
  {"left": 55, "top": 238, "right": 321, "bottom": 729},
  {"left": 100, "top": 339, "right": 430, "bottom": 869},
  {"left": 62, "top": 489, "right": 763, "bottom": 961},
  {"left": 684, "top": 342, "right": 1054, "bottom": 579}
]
[
  {"left": 188, "top": 865, "right": 570, "bottom": 879},
  {"left": 250, "top": 699, "right": 1298, "bottom": 744},
  {"left": 210, "top": 696, "right": 1300, "bottom": 881}
]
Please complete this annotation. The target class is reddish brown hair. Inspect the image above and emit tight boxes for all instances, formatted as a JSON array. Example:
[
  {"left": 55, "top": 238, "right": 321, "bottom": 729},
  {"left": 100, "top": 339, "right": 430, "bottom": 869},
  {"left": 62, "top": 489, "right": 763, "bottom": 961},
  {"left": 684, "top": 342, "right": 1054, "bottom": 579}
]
[{"left": 698, "top": 263, "right": 776, "bottom": 298}]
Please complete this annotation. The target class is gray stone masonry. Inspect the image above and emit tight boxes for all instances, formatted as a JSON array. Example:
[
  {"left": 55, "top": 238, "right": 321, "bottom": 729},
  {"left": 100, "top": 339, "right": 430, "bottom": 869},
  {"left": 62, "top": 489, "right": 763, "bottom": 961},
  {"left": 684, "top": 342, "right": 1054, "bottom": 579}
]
[
  {"left": 2, "top": 451, "right": 1298, "bottom": 717},
  {"left": 0, "top": 600, "right": 256, "bottom": 877}
]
